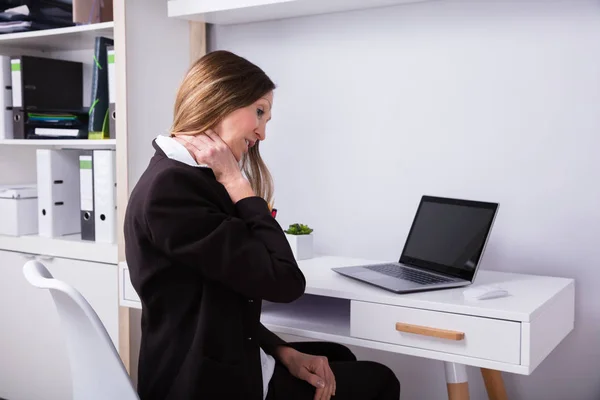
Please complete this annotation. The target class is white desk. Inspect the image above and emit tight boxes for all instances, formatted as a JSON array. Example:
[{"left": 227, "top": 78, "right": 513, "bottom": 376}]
[{"left": 118, "top": 256, "right": 574, "bottom": 400}]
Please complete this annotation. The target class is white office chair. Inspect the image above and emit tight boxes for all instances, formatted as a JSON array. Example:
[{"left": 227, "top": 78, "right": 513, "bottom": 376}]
[{"left": 22, "top": 260, "right": 139, "bottom": 400}]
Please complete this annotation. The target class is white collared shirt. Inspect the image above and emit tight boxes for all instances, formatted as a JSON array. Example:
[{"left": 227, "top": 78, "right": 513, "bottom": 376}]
[
  {"left": 154, "top": 134, "right": 276, "bottom": 399},
  {"left": 155, "top": 134, "right": 209, "bottom": 168}
]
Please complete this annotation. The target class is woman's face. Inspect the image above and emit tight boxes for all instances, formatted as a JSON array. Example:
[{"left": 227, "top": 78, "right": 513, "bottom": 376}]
[{"left": 215, "top": 91, "right": 274, "bottom": 162}]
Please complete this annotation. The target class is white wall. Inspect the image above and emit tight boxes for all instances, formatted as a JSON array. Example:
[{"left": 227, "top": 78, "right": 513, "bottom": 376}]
[
  {"left": 210, "top": 1, "right": 600, "bottom": 399},
  {"left": 124, "top": 0, "right": 191, "bottom": 192}
]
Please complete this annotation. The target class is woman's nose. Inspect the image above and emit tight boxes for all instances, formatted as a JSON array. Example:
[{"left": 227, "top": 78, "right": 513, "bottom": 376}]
[{"left": 255, "top": 127, "right": 266, "bottom": 141}]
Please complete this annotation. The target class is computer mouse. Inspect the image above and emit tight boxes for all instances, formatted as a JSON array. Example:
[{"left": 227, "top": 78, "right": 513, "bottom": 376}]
[{"left": 463, "top": 285, "right": 508, "bottom": 300}]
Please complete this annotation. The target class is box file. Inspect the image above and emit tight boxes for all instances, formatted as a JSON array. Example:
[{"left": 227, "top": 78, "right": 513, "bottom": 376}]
[
  {"left": 79, "top": 153, "right": 95, "bottom": 241},
  {"left": 36, "top": 149, "right": 81, "bottom": 237},
  {"left": 93, "top": 150, "right": 116, "bottom": 243},
  {"left": 0, "top": 56, "right": 13, "bottom": 140}
]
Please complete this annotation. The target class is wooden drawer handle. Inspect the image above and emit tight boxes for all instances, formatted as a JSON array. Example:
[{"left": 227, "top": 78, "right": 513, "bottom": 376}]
[{"left": 395, "top": 322, "right": 465, "bottom": 341}]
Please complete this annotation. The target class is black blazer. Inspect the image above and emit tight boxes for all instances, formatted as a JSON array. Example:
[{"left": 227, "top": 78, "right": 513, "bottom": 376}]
[{"left": 124, "top": 140, "right": 306, "bottom": 400}]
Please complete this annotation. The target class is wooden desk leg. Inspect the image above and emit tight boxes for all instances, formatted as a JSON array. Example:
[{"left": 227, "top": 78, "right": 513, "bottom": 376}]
[
  {"left": 481, "top": 369, "right": 508, "bottom": 400},
  {"left": 445, "top": 362, "right": 470, "bottom": 400}
]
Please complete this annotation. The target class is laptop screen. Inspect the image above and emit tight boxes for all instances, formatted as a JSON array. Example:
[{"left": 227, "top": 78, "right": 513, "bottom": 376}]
[{"left": 399, "top": 196, "right": 498, "bottom": 281}]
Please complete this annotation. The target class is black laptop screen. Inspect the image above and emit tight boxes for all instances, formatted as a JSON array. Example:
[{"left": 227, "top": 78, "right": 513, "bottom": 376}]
[{"left": 399, "top": 196, "right": 498, "bottom": 281}]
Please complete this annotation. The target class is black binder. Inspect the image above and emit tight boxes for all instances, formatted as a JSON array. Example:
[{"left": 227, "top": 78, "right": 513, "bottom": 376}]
[
  {"left": 79, "top": 151, "right": 95, "bottom": 241},
  {"left": 107, "top": 45, "right": 116, "bottom": 139},
  {"left": 11, "top": 55, "right": 83, "bottom": 139},
  {"left": 88, "top": 36, "right": 114, "bottom": 139}
]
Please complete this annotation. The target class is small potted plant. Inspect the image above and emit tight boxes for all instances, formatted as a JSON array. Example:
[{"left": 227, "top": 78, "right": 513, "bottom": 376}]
[{"left": 284, "top": 223, "right": 314, "bottom": 260}]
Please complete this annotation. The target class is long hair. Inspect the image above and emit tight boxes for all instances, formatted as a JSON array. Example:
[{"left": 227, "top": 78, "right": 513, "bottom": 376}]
[{"left": 170, "top": 50, "right": 276, "bottom": 207}]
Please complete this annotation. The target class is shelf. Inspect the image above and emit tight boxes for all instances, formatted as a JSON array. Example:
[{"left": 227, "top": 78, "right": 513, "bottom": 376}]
[
  {"left": 261, "top": 294, "right": 351, "bottom": 337},
  {"left": 0, "top": 233, "right": 117, "bottom": 264},
  {"left": 0, "top": 139, "right": 116, "bottom": 149},
  {"left": 0, "top": 22, "right": 114, "bottom": 52},
  {"left": 168, "top": 0, "right": 428, "bottom": 25}
]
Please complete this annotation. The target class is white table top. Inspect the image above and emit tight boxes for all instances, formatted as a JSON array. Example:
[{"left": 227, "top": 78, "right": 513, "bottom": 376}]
[{"left": 297, "top": 256, "right": 574, "bottom": 322}]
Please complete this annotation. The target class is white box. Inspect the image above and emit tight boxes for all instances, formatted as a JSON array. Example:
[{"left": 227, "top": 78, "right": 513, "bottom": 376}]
[{"left": 0, "top": 185, "right": 38, "bottom": 236}]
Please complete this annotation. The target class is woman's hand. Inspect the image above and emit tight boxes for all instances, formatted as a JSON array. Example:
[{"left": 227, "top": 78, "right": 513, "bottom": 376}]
[
  {"left": 276, "top": 346, "right": 336, "bottom": 400},
  {"left": 175, "top": 130, "right": 241, "bottom": 185},
  {"left": 175, "top": 131, "right": 254, "bottom": 203}
]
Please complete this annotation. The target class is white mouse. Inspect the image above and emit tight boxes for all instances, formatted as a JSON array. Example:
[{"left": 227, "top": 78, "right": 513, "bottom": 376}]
[{"left": 463, "top": 285, "right": 508, "bottom": 300}]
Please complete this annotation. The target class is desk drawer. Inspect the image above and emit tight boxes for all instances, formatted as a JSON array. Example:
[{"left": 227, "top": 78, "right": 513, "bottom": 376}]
[
  {"left": 121, "top": 267, "right": 140, "bottom": 302},
  {"left": 350, "top": 301, "right": 521, "bottom": 364}
]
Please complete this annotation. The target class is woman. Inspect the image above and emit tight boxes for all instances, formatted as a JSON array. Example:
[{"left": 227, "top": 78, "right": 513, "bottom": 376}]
[{"left": 124, "top": 50, "right": 400, "bottom": 400}]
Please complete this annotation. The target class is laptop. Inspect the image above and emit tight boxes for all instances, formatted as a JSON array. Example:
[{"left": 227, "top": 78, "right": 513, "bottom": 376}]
[{"left": 332, "top": 195, "right": 499, "bottom": 294}]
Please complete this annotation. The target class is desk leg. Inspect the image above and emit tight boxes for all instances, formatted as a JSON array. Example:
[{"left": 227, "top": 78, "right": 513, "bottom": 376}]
[
  {"left": 481, "top": 369, "right": 508, "bottom": 400},
  {"left": 444, "top": 362, "right": 469, "bottom": 400}
]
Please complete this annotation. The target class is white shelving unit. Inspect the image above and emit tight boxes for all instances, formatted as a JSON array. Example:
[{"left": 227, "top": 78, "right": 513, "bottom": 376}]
[
  {"left": 0, "top": 3, "right": 201, "bottom": 396},
  {"left": 0, "top": 0, "right": 217, "bottom": 396},
  {"left": 0, "top": 19, "right": 122, "bottom": 400},
  {"left": 0, "top": 22, "right": 114, "bottom": 52},
  {"left": 0, "top": 19, "right": 117, "bottom": 257},
  {"left": 0, "top": 139, "right": 116, "bottom": 149},
  {"left": 0, "top": 233, "right": 117, "bottom": 264},
  {"left": 167, "top": 0, "right": 428, "bottom": 24}
]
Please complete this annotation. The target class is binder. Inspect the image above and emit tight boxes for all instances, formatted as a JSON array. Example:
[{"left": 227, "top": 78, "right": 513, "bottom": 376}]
[
  {"left": 107, "top": 45, "right": 116, "bottom": 139},
  {"left": 10, "top": 57, "right": 22, "bottom": 138},
  {"left": 0, "top": 56, "right": 12, "bottom": 139},
  {"left": 11, "top": 55, "right": 83, "bottom": 139},
  {"left": 36, "top": 149, "right": 81, "bottom": 237},
  {"left": 88, "top": 36, "right": 114, "bottom": 139},
  {"left": 79, "top": 153, "right": 95, "bottom": 241},
  {"left": 10, "top": 57, "right": 21, "bottom": 109},
  {"left": 93, "top": 150, "right": 116, "bottom": 243}
]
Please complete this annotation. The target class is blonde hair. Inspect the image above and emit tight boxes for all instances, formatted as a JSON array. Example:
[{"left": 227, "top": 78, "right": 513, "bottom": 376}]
[{"left": 170, "top": 50, "right": 276, "bottom": 207}]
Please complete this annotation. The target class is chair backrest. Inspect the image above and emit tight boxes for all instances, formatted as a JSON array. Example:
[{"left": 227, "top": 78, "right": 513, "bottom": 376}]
[{"left": 23, "top": 260, "right": 139, "bottom": 400}]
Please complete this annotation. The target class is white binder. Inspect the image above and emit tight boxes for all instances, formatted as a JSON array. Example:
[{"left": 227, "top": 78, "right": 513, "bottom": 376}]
[
  {"left": 0, "top": 56, "right": 13, "bottom": 139},
  {"left": 93, "top": 149, "right": 116, "bottom": 243},
  {"left": 108, "top": 47, "right": 115, "bottom": 105},
  {"left": 36, "top": 149, "right": 81, "bottom": 237},
  {"left": 10, "top": 58, "right": 21, "bottom": 108}
]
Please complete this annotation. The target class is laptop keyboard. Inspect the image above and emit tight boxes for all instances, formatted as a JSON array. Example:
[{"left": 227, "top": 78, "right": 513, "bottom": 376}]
[{"left": 365, "top": 264, "right": 452, "bottom": 285}]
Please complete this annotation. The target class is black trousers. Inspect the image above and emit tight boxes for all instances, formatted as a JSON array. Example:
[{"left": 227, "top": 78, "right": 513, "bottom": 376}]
[{"left": 265, "top": 342, "right": 400, "bottom": 400}]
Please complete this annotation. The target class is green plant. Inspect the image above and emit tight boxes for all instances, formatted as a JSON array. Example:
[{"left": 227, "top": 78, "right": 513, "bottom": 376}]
[{"left": 285, "top": 223, "right": 313, "bottom": 235}]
